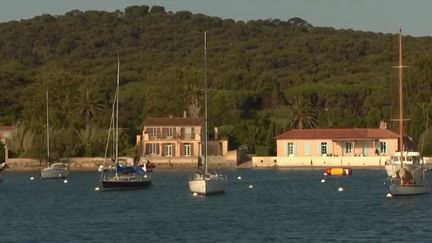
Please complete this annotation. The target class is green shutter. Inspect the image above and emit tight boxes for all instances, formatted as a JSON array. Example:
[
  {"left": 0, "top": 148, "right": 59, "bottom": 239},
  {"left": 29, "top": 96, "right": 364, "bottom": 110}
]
[
  {"left": 304, "top": 143, "right": 310, "bottom": 156},
  {"left": 318, "top": 143, "right": 322, "bottom": 155},
  {"left": 293, "top": 143, "right": 296, "bottom": 156},
  {"left": 285, "top": 143, "right": 288, "bottom": 156}
]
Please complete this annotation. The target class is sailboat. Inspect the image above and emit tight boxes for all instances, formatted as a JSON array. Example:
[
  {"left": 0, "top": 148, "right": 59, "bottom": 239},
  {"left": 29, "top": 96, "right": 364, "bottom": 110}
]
[
  {"left": 40, "top": 91, "right": 69, "bottom": 179},
  {"left": 99, "top": 55, "right": 151, "bottom": 190},
  {"left": 188, "top": 32, "right": 225, "bottom": 195},
  {"left": 387, "top": 26, "right": 427, "bottom": 196}
]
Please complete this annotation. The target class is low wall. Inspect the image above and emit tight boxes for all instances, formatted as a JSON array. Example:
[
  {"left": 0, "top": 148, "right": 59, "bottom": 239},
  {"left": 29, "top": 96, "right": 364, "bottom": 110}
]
[
  {"left": 6, "top": 157, "right": 134, "bottom": 171},
  {"left": 252, "top": 156, "right": 391, "bottom": 168}
]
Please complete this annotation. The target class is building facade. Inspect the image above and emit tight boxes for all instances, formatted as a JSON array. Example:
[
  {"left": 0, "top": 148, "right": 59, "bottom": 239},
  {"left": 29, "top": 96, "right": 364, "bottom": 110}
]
[
  {"left": 136, "top": 117, "right": 228, "bottom": 165},
  {"left": 275, "top": 128, "right": 399, "bottom": 157}
]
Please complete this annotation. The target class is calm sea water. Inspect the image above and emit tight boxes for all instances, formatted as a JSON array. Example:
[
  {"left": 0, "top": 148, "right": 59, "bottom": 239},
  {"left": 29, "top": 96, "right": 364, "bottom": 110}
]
[{"left": 0, "top": 168, "right": 431, "bottom": 242}]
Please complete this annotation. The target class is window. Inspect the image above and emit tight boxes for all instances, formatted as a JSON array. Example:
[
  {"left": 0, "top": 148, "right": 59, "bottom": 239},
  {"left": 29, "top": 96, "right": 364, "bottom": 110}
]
[
  {"left": 321, "top": 142, "right": 327, "bottom": 156},
  {"left": 166, "top": 128, "right": 174, "bottom": 138},
  {"left": 149, "top": 128, "right": 157, "bottom": 138},
  {"left": 380, "top": 142, "right": 387, "bottom": 154},
  {"left": 287, "top": 143, "right": 294, "bottom": 156},
  {"left": 149, "top": 143, "right": 158, "bottom": 155},
  {"left": 345, "top": 142, "right": 353, "bottom": 154},
  {"left": 165, "top": 144, "right": 173, "bottom": 157},
  {"left": 184, "top": 127, "right": 192, "bottom": 139},
  {"left": 184, "top": 144, "right": 191, "bottom": 156}
]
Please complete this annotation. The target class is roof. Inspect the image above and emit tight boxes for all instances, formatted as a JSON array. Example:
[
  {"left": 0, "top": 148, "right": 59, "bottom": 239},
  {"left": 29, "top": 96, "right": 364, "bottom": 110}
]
[
  {"left": 144, "top": 117, "right": 202, "bottom": 127},
  {"left": 275, "top": 128, "right": 399, "bottom": 140}
]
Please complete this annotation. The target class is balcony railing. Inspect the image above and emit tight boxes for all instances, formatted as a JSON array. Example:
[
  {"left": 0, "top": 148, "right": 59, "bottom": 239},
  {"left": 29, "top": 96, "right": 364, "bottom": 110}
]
[{"left": 148, "top": 133, "right": 197, "bottom": 140}]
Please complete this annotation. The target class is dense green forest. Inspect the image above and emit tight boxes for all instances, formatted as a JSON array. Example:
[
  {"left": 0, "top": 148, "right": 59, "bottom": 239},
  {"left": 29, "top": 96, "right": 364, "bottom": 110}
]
[{"left": 1, "top": 5, "right": 432, "bottom": 159}]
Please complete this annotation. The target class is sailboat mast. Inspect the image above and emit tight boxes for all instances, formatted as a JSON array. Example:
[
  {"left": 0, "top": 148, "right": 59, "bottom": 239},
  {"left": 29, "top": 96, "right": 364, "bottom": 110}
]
[
  {"left": 46, "top": 90, "right": 50, "bottom": 163},
  {"left": 116, "top": 54, "right": 120, "bottom": 164},
  {"left": 398, "top": 26, "right": 404, "bottom": 162},
  {"left": 204, "top": 31, "right": 208, "bottom": 175}
]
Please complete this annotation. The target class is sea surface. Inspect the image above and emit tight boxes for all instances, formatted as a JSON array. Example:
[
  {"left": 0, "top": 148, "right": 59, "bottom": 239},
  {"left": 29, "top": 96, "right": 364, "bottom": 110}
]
[{"left": 1, "top": 168, "right": 432, "bottom": 242}]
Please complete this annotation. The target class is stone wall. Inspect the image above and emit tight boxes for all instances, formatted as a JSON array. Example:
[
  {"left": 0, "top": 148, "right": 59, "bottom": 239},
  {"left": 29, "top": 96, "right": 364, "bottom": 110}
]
[
  {"left": 252, "top": 156, "right": 391, "bottom": 168},
  {"left": 6, "top": 157, "right": 134, "bottom": 170}
]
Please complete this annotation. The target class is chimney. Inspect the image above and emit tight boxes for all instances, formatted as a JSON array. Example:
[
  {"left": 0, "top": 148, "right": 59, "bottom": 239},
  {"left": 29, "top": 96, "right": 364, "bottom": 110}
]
[
  {"left": 379, "top": 120, "right": 387, "bottom": 129},
  {"left": 183, "top": 111, "right": 187, "bottom": 118}
]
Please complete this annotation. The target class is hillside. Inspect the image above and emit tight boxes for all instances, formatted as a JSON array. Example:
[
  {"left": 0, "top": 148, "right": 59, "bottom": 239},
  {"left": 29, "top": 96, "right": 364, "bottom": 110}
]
[{"left": 1, "top": 5, "right": 432, "bottom": 157}]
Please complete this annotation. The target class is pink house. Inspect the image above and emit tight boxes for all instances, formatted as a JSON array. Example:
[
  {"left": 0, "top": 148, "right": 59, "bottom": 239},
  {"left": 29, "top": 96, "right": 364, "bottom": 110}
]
[{"left": 275, "top": 128, "right": 399, "bottom": 157}]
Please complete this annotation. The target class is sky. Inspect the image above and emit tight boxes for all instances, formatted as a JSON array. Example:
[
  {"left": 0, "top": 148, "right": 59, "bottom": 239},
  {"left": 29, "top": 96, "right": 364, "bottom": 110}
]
[{"left": 1, "top": 0, "right": 431, "bottom": 37}]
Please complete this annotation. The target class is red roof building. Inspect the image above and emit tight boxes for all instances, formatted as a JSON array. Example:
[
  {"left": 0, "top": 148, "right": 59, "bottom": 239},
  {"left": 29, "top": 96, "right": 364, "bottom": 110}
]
[{"left": 275, "top": 128, "right": 399, "bottom": 157}]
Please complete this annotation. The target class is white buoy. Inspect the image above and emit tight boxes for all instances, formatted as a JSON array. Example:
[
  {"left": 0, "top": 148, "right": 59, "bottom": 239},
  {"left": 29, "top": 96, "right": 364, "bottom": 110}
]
[
  {"left": 95, "top": 187, "right": 100, "bottom": 191},
  {"left": 192, "top": 192, "right": 198, "bottom": 197},
  {"left": 30, "top": 176, "right": 34, "bottom": 180},
  {"left": 338, "top": 187, "right": 344, "bottom": 192},
  {"left": 237, "top": 176, "right": 242, "bottom": 180},
  {"left": 144, "top": 174, "right": 148, "bottom": 178},
  {"left": 321, "top": 179, "right": 326, "bottom": 183},
  {"left": 323, "top": 172, "right": 328, "bottom": 176},
  {"left": 248, "top": 184, "right": 253, "bottom": 189},
  {"left": 63, "top": 179, "right": 68, "bottom": 184},
  {"left": 386, "top": 193, "right": 393, "bottom": 198},
  {"left": 97, "top": 165, "right": 104, "bottom": 172}
]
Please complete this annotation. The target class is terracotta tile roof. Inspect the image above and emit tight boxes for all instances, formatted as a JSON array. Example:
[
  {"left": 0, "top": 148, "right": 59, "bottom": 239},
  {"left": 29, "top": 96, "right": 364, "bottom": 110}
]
[
  {"left": 144, "top": 117, "right": 202, "bottom": 126},
  {"left": 275, "top": 128, "right": 399, "bottom": 140}
]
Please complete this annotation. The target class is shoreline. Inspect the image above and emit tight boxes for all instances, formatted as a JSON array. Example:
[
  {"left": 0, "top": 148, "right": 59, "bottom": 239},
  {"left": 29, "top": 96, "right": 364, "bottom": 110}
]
[{"left": 1, "top": 165, "right": 386, "bottom": 172}]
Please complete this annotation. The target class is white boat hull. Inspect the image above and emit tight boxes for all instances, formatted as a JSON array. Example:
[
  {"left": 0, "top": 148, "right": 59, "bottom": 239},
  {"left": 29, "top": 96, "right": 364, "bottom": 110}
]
[
  {"left": 385, "top": 164, "right": 399, "bottom": 177},
  {"left": 390, "top": 184, "right": 428, "bottom": 196},
  {"left": 0, "top": 162, "right": 6, "bottom": 172},
  {"left": 388, "top": 164, "right": 428, "bottom": 196},
  {"left": 40, "top": 163, "right": 69, "bottom": 179},
  {"left": 188, "top": 174, "right": 224, "bottom": 195}
]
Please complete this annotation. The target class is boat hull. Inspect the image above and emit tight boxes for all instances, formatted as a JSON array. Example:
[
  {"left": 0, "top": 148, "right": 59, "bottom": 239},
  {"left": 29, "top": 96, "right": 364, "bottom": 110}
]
[
  {"left": 102, "top": 180, "right": 151, "bottom": 189},
  {"left": 390, "top": 184, "right": 428, "bottom": 196},
  {"left": 0, "top": 162, "right": 6, "bottom": 172},
  {"left": 385, "top": 164, "right": 399, "bottom": 177},
  {"left": 101, "top": 173, "right": 152, "bottom": 190},
  {"left": 188, "top": 175, "right": 225, "bottom": 195},
  {"left": 40, "top": 168, "right": 69, "bottom": 179}
]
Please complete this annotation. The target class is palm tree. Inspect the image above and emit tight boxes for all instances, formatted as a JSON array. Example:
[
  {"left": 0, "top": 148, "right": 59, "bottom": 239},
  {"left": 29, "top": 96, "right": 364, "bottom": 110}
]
[
  {"left": 287, "top": 96, "right": 317, "bottom": 129},
  {"left": 75, "top": 90, "right": 104, "bottom": 125}
]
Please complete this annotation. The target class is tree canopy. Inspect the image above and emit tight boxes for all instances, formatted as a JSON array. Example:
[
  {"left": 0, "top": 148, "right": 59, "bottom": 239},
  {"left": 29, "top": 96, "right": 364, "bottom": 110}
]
[{"left": 1, "top": 5, "right": 432, "bottom": 156}]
